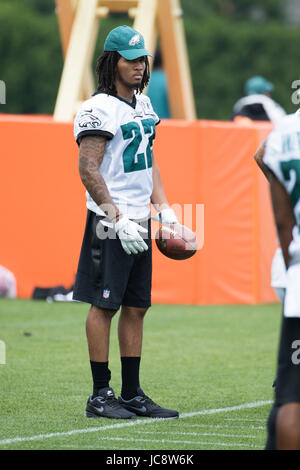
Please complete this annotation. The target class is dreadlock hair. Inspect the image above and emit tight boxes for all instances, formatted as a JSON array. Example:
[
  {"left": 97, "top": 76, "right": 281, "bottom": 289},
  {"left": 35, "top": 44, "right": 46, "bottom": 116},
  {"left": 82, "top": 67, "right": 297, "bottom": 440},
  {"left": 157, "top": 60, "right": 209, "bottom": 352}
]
[{"left": 96, "top": 51, "right": 150, "bottom": 95}]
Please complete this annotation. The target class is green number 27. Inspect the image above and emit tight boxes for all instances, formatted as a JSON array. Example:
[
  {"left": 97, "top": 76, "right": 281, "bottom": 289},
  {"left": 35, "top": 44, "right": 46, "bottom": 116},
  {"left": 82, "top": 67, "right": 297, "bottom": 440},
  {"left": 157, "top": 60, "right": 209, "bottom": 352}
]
[
  {"left": 280, "top": 160, "right": 300, "bottom": 208},
  {"left": 121, "top": 118, "right": 156, "bottom": 173}
]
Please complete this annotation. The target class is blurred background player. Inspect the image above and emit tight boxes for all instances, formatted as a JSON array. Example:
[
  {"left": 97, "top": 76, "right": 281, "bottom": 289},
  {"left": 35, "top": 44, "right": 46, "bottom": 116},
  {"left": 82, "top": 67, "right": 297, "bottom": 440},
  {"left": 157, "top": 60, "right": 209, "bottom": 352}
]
[
  {"left": 254, "top": 139, "right": 286, "bottom": 392},
  {"left": 259, "top": 109, "right": 300, "bottom": 450},
  {"left": 254, "top": 141, "right": 287, "bottom": 304},
  {"left": 251, "top": 75, "right": 288, "bottom": 314},
  {"left": 0, "top": 265, "right": 16, "bottom": 299},
  {"left": 73, "top": 25, "right": 179, "bottom": 420},
  {"left": 233, "top": 75, "right": 286, "bottom": 124}
]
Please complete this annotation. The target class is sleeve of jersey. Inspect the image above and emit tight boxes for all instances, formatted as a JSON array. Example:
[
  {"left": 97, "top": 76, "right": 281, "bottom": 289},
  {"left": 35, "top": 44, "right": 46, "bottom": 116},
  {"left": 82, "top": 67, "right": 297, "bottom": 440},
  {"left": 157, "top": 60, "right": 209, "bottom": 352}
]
[
  {"left": 74, "top": 105, "right": 116, "bottom": 145},
  {"left": 144, "top": 96, "right": 160, "bottom": 126},
  {"left": 263, "top": 131, "right": 284, "bottom": 184},
  {"left": 153, "top": 108, "right": 160, "bottom": 126}
]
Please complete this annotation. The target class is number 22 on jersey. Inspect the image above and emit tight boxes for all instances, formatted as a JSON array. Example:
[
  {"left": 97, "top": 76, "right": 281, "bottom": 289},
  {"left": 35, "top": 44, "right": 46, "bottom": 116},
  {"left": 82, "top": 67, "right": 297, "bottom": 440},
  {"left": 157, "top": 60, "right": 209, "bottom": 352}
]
[{"left": 121, "top": 118, "right": 156, "bottom": 173}]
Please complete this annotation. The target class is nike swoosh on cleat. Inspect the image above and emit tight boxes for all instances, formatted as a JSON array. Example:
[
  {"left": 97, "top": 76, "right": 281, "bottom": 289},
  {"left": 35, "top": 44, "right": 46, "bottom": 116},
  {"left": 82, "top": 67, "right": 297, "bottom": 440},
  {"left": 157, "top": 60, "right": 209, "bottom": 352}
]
[
  {"left": 126, "top": 405, "right": 147, "bottom": 414},
  {"left": 95, "top": 406, "right": 104, "bottom": 413}
]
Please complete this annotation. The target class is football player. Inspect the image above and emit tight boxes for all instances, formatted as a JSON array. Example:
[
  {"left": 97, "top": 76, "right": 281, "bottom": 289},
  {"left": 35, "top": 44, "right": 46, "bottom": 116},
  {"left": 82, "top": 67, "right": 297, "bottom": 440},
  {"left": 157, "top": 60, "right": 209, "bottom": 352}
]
[
  {"left": 73, "top": 25, "right": 179, "bottom": 419},
  {"left": 254, "top": 141, "right": 286, "bottom": 304},
  {"left": 258, "top": 110, "right": 300, "bottom": 449}
]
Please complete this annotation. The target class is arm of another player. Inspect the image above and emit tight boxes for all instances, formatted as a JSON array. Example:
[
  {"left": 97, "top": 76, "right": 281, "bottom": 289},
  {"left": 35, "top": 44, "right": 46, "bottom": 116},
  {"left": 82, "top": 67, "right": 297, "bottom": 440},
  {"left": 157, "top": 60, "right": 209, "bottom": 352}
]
[
  {"left": 78, "top": 135, "right": 121, "bottom": 223},
  {"left": 151, "top": 155, "right": 178, "bottom": 224},
  {"left": 268, "top": 171, "right": 296, "bottom": 269},
  {"left": 253, "top": 139, "right": 273, "bottom": 180}
]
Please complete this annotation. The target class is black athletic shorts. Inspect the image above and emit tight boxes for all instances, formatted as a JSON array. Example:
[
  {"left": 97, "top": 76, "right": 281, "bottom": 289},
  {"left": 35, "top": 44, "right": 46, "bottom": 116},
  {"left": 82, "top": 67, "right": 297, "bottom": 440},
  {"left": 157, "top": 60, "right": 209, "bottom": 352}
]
[
  {"left": 274, "top": 308, "right": 300, "bottom": 405},
  {"left": 73, "top": 210, "right": 152, "bottom": 310}
]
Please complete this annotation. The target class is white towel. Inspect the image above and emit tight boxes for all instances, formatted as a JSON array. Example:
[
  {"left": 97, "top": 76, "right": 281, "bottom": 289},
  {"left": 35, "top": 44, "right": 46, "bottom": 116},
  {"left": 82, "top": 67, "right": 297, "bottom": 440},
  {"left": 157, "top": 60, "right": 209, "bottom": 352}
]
[
  {"left": 271, "top": 247, "right": 287, "bottom": 288},
  {"left": 284, "top": 263, "right": 300, "bottom": 317}
]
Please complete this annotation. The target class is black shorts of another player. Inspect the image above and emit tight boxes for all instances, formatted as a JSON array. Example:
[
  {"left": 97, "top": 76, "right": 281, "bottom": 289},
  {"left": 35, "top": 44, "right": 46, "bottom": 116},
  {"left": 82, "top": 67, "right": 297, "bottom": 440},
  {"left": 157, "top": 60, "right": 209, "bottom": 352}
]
[
  {"left": 73, "top": 210, "right": 152, "bottom": 310},
  {"left": 274, "top": 310, "right": 300, "bottom": 405},
  {"left": 265, "top": 309, "right": 300, "bottom": 449}
]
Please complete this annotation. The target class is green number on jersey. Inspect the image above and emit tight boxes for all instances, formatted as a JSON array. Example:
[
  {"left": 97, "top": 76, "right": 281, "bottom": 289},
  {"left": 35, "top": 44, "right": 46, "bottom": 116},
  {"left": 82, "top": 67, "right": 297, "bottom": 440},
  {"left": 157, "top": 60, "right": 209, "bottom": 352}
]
[
  {"left": 280, "top": 160, "right": 300, "bottom": 208},
  {"left": 121, "top": 119, "right": 156, "bottom": 173},
  {"left": 142, "top": 118, "right": 156, "bottom": 169},
  {"left": 121, "top": 121, "right": 145, "bottom": 173}
]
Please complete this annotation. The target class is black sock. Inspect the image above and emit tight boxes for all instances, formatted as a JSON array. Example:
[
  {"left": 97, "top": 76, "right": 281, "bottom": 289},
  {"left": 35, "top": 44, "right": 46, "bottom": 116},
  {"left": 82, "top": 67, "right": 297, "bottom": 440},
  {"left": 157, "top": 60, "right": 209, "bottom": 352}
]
[
  {"left": 265, "top": 403, "right": 280, "bottom": 450},
  {"left": 121, "top": 356, "right": 141, "bottom": 400},
  {"left": 90, "top": 361, "right": 111, "bottom": 397}
]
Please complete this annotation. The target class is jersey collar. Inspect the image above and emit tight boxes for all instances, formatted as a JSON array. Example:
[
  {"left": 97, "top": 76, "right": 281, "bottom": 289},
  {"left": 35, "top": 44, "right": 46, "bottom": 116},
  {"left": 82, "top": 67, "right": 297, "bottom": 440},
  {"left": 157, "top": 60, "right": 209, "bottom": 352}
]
[{"left": 92, "top": 91, "right": 137, "bottom": 109}]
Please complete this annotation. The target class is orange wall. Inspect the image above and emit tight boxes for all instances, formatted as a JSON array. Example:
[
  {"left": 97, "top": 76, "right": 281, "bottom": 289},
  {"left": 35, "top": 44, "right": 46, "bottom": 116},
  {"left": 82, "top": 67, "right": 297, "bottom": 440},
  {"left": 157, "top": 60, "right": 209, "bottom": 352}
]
[{"left": 0, "top": 115, "right": 277, "bottom": 304}]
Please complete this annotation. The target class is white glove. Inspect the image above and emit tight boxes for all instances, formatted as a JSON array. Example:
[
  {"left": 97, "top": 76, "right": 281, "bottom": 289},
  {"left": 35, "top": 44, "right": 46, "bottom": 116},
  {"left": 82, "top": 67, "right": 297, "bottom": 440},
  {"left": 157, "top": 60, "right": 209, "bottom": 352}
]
[
  {"left": 152, "top": 208, "right": 178, "bottom": 225},
  {"left": 115, "top": 216, "right": 148, "bottom": 255}
]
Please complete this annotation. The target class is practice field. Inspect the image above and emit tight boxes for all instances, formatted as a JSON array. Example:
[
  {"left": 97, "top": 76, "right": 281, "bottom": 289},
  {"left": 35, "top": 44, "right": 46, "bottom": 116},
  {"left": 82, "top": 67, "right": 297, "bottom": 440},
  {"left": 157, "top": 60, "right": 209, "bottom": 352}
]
[{"left": 0, "top": 299, "right": 282, "bottom": 450}]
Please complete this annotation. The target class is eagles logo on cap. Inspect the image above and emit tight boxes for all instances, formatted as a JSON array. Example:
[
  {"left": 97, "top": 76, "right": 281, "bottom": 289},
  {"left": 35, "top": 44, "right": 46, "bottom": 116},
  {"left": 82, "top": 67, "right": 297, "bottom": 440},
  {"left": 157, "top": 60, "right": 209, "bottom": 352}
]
[
  {"left": 129, "top": 34, "right": 141, "bottom": 47},
  {"left": 104, "top": 25, "right": 152, "bottom": 61}
]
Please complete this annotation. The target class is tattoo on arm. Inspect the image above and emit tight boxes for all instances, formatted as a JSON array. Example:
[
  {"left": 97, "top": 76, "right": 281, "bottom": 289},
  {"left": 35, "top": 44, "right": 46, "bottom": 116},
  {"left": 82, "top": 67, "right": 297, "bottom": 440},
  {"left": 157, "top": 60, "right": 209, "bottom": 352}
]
[{"left": 78, "top": 135, "right": 121, "bottom": 222}]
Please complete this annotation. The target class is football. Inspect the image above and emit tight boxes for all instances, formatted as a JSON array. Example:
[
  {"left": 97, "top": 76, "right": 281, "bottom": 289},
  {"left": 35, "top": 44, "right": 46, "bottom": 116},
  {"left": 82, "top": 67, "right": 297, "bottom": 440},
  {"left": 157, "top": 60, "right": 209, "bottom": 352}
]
[{"left": 155, "top": 223, "right": 198, "bottom": 260}]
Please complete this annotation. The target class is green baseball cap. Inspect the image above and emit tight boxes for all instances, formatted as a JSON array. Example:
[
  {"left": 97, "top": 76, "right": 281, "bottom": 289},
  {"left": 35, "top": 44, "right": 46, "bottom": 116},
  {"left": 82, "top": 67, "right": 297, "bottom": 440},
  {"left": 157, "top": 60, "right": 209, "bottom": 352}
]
[
  {"left": 245, "top": 76, "right": 274, "bottom": 95},
  {"left": 104, "top": 25, "right": 152, "bottom": 60}
]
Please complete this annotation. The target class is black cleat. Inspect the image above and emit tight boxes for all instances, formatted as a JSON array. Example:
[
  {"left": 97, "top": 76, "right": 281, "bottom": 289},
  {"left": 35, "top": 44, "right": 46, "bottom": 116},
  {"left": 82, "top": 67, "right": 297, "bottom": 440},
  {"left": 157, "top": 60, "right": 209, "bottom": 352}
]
[
  {"left": 118, "top": 387, "right": 179, "bottom": 419},
  {"left": 85, "top": 387, "right": 136, "bottom": 419}
]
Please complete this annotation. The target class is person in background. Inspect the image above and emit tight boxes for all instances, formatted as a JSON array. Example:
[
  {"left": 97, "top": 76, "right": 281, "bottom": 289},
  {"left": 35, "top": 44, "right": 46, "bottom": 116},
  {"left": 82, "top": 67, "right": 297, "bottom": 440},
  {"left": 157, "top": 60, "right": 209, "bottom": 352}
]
[
  {"left": 233, "top": 76, "right": 286, "bottom": 124},
  {"left": 248, "top": 78, "right": 287, "bottom": 311},
  {"left": 259, "top": 109, "right": 300, "bottom": 450},
  {"left": 147, "top": 47, "right": 170, "bottom": 119},
  {"left": 0, "top": 265, "right": 16, "bottom": 298},
  {"left": 254, "top": 140, "right": 287, "bottom": 304}
]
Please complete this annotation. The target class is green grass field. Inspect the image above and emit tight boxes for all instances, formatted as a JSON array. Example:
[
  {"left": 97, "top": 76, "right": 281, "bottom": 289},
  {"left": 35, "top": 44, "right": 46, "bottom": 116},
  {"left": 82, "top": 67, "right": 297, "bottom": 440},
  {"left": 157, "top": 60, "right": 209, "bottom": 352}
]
[{"left": 0, "top": 299, "right": 282, "bottom": 450}]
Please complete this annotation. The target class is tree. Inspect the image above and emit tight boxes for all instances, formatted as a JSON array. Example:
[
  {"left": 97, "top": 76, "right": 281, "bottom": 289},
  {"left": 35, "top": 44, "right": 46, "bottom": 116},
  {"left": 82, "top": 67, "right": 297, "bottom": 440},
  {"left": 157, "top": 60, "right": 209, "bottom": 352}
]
[{"left": 0, "top": 0, "right": 62, "bottom": 114}]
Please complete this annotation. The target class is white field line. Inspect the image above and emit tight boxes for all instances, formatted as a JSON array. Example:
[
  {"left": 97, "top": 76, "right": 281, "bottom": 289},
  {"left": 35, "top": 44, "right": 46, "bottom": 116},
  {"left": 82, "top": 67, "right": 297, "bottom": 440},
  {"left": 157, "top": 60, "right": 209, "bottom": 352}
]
[
  {"left": 177, "top": 423, "right": 265, "bottom": 430},
  {"left": 180, "top": 400, "right": 272, "bottom": 418},
  {"left": 224, "top": 418, "right": 266, "bottom": 422},
  {"left": 0, "top": 399, "right": 272, "bottom": 447},
  {"left": 138, "top": 430, "right": 258, "bottom": 439},
  {"left": 64, "top": 436, "right": 262, "bottom": 449}
]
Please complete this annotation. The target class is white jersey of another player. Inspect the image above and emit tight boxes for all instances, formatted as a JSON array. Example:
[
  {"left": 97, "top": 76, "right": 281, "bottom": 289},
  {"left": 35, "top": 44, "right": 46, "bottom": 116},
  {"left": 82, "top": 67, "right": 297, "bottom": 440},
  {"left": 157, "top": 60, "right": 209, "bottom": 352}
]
[
  {"left": 264, "top": 110, "right": 300, "bottom": 233},
  {"left": 74, "top": 92, "right": 160, "bottom": 220},
  {"left": 271, "top": 247, "right": 286, "bottom": 302},
  {"left": 264, "top": 109, "right": 300, "bottom": 316}
]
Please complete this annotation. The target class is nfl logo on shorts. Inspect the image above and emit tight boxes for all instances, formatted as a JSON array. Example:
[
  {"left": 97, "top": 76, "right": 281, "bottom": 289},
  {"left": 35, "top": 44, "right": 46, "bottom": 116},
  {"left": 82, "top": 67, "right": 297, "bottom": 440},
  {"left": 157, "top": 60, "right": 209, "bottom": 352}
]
[{"left": 103, "top": 289, "right": 110, "bottom": 299}]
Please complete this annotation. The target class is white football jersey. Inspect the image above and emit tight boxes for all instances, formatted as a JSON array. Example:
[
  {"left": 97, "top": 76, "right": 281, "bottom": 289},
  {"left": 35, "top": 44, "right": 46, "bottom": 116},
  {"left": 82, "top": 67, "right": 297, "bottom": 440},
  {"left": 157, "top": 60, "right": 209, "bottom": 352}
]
[
  {"left": 74, "top": 92, "right": 160, "bottom": 220},
  {"left": 264, "top": 110, "right": 300, "bottom": 316},
  {"left": 264, "top": 109, "right": 300, "bottom": 265},
  {"left": 263, "top": 110, "right": 300, "bottom": 226}
]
